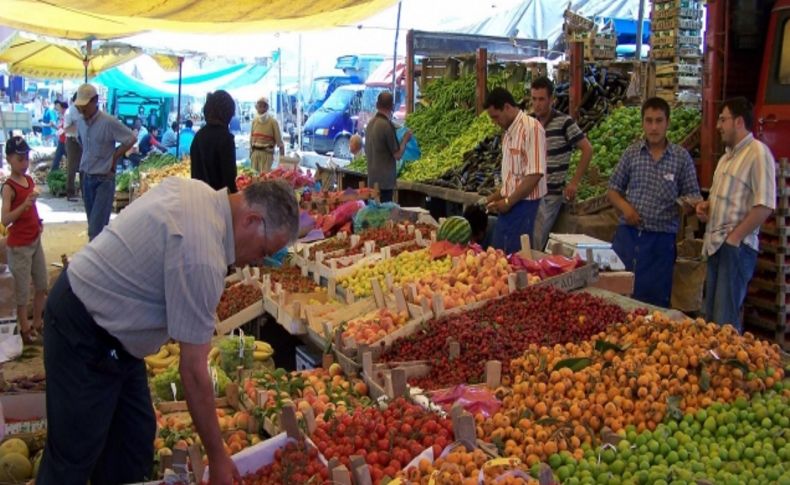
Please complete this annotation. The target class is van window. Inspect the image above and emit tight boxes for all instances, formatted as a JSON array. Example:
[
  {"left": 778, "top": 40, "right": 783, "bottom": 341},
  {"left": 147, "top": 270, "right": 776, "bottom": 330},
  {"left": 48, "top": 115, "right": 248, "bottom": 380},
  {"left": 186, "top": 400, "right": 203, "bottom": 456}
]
[{"left": 781, "top": 20, "right": 790, "bottom": 84}]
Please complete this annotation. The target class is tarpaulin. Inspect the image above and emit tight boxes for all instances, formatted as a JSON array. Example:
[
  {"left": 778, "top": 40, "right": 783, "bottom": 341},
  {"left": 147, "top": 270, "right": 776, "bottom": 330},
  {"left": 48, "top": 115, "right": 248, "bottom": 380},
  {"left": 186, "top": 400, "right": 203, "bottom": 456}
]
[{"left": 0, "top": 0, "right": 399, "bottom": 40}]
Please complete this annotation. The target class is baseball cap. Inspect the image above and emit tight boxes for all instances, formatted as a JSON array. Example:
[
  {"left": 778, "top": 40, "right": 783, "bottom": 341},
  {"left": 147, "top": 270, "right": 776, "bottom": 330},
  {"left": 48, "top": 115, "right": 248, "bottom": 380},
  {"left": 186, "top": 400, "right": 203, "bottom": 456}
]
[
  {"left": 5, "top": 136, "right": 30, "bottom": 156},
  {"left": 74, "top": 83, "right": 98, "bottom": 107}
]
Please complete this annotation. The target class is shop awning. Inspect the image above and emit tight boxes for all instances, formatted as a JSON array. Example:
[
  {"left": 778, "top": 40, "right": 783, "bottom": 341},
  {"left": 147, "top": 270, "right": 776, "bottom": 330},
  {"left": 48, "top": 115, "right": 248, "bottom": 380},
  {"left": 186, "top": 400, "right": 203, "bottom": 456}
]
[
  {"left": 92, "top": 68, "right": 176, "bottom": 98},
  {"left": 0, "top": 32, "right": 180, "bottom": 79},
  {"left": 0, "top": 0, "right": 398, "bottom": 40}
]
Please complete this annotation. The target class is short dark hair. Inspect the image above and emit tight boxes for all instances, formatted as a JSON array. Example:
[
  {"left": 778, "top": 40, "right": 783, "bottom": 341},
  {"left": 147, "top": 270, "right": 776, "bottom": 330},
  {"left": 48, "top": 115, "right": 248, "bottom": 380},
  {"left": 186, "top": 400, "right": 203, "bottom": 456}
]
[
  {"left": 530, "top": 77, "right": 555, "bottom": 97},
  {"left": 483, "top": 87, "right": 517, "bottom": 110},
  {"left": 376, "top": 91, "right": 394, "bottom": 111},
  {"left": 463, "top": 204, "right": 488, "bottom": 242},
  {"left": 721, "top": 97, "right": 754, "bottom": 131},
  {"left": 204, "top": 90, "right": 236, "bottom": 126},
  {"left": 149, "top": 126, "right": 159, "bottom": 133},
  {"left": 641, "top": 97, "right": 671, "bottom": 120},
  {"left": 185, "top": 120, "right": 193, "bottom": 128},
  {"left": 171, "top": 121, "right": 179, "bottom": 131}
]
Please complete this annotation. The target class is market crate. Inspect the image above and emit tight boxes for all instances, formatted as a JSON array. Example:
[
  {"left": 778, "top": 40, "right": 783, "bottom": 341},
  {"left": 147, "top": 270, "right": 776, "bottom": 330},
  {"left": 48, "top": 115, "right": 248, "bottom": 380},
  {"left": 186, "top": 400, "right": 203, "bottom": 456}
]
[
  {"left": 215, "top": 280, "right": 266, "bottom": 336},
  {"left": 655, "top": 63, "right": 702, "bottom": 76},
  {"left": 655, "top": 76, "right": 701, "bottom": 88},
  {"left": 563, "top": 9, "right": 595, "bottom": 31},
  {"left": 566, "top": 192, "right": 612, "bottom": 216},
  {"left": 652, "top": 47, "right": 702, "bottom": 60},
  {"left": 653, "top": 17, "right": 703, "bottom": 31},
  {"left": 681, "top": 124, "right": 702, "bottom": 151},
  {"left": 743, "top": 305, "right": 789, "bottom": 351},
  {"left": 262, "top": 282, "right": 331, "bottom": 336},
  {"left": 746, "top": 287, "right": 790, "bottom": 312}
]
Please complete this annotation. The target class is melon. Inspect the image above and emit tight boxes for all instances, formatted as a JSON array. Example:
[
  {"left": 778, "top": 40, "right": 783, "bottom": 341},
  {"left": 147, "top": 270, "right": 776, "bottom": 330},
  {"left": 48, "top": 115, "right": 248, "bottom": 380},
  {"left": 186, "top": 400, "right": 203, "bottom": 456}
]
[
  {"left": 437, "top": 216, "right": 472, "bottom": 245},
  {"left": 0, "top": 438, "right": 29, "bottom": 459},
  {"left": 0, "top": 452, "right": 32, "bottom": 480}
]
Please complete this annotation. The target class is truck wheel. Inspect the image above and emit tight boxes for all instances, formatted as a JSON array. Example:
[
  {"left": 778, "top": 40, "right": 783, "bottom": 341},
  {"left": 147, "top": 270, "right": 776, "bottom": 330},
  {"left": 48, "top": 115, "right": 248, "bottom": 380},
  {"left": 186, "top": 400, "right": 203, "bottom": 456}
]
[{"left": 332, "top": 136, "right": 351, "bottom": 160}]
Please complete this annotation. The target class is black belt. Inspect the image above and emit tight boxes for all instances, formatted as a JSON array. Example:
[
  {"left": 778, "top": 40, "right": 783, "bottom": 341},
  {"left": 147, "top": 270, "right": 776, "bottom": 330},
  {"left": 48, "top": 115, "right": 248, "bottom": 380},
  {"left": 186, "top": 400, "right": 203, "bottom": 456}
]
[{"left": 251, "top": 146, "right": 273, "bottom": 152}]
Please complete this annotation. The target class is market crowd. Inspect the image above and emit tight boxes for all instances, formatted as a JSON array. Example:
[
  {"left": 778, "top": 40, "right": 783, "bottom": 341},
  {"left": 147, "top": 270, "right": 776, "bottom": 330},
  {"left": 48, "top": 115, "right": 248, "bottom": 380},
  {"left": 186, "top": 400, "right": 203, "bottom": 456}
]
[{"left": 0, "top": 74, "right": 776, "bottom": 483}]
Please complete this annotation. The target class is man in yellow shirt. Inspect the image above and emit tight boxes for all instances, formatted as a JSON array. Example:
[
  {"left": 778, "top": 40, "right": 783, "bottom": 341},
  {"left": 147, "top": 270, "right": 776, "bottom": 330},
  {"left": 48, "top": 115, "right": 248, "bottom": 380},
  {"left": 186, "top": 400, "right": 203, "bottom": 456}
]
[{"left": 250, "top": 96, "right": 285, "bottom": 173}]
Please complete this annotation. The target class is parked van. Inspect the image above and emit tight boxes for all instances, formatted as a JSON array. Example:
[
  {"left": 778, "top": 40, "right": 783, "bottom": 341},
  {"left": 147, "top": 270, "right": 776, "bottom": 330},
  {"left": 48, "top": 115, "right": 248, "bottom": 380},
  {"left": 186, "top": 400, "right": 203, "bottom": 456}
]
[{"left": 301, "top": 84, "right": 364, "bottom": 158}]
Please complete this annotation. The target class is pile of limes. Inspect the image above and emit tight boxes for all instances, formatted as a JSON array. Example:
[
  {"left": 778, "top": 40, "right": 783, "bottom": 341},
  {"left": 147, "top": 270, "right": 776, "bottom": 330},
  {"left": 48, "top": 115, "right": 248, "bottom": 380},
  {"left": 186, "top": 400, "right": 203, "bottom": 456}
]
[{"left": 545, "top": 382, "right": 790, "bottom": 485}]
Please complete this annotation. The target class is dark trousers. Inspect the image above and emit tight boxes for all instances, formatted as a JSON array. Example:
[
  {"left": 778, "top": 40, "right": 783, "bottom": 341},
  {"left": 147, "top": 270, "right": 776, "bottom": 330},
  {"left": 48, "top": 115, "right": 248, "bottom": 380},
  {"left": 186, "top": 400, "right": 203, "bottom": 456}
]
[
  {"left": 492, "top": 199, "right": 541, "bottom": 255},
  {"left": 379, "top": 189, "right": 394, "bottom": 203},
  {"left": 612, "top": 225, "right": 676, "bottom": 308},
  {"left": 704, "top": 242, "right": 757, "bottom": 333},
  {"left": 65, "top": 137, "right": 82, "bottom": 197},
  {"left": 38, "top": 272, "right": 155, "bottom": 485}
]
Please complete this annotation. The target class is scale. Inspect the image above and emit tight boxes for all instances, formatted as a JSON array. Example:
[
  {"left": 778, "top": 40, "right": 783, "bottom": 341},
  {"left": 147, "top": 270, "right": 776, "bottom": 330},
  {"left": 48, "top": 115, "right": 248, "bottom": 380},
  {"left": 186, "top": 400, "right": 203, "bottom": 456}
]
[{"left": 546, "top": 233, "right": 625, "bottom": 271}]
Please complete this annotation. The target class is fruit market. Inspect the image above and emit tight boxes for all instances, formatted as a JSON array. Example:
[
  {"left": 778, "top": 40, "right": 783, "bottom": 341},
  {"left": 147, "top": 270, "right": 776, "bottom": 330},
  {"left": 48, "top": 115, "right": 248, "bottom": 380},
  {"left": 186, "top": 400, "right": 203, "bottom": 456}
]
[{"left": 0, "top": 0, "right": 789, "bottom": 484}]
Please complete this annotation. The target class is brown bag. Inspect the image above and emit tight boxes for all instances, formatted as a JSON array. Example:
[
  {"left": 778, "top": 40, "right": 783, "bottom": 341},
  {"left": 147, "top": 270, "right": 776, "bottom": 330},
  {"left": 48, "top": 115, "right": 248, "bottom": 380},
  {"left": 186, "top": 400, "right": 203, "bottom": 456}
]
[{"left": 671, "top": 238, "right": 706, "bottom": 312}]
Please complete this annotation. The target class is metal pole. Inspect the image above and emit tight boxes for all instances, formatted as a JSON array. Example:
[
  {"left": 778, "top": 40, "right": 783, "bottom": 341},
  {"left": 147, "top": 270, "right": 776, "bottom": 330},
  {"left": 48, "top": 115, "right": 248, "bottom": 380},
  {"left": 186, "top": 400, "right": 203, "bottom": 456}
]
[
  {"left": 278, "top": 47, "right": 283, "bottom": 130},
  {"left": 392, "top": 1, "right": 403, "bottom": 92},
  {"left": 83, "top": 40, "right": 92, "bottom": 83},
  {"left": 297, "top": 34, "right": 302, "bottom": 152},
  {"left": 175, "top": 56, "right": 183, "bottom": 159},
  {"left": 635, "top": 0, "right": 646, "bottom": 61}
]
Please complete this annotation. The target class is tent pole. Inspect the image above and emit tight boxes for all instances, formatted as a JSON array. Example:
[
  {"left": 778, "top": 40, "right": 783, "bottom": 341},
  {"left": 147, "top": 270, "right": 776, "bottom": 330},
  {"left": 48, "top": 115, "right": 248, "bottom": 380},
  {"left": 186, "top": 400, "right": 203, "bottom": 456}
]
[
  {"left": 635, "top": 0, "right": 646, "bottom": 61},
  {"left": 278, "top": 47, "right": 283, "bottom": 132},
  {"left": 83, "top": 40, "right": 92, "bottom": 83},
  {"left": 176, "top": 56, "right": 183, "bottom": 159},
  {"left": 392, "top": 0, "right": 402, "bottom": 93}
]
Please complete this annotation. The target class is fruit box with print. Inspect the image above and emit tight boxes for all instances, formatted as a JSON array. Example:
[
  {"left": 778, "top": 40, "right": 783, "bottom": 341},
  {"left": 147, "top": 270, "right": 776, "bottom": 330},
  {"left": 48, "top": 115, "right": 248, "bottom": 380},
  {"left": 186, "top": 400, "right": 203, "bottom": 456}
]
[{"left": 0, "top": 392, "right": 46, "bottom": 438}]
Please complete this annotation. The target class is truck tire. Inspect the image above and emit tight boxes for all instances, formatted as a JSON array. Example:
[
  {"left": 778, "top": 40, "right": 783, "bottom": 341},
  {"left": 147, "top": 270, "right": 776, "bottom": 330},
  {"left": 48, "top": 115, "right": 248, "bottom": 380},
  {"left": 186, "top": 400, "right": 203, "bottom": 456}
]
[{"left": 332, "top": 136, "right": 352, "bottom": 160}]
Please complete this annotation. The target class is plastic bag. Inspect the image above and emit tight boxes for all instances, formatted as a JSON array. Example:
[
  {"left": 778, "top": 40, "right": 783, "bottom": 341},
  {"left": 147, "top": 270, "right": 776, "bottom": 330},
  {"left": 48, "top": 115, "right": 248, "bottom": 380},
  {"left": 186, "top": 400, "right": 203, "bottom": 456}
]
[
  {"left": 507, "top": 254, "right": 583, "bottom": 279},
  {"left": 428, "top": 241, "right": 481, "bottom": 260},
  {"left": 322, "top": 200, "right": 365, "bottom": 235},
  {"left": 430, "top": 385, "right": 501, "bottom": 417},
  {"left": 298, "top": 210, "right": 316, "bottom": 238},
  {"left": 396, "top": 126, "right": 421, "bottom": 176},
  {"left": 352, "top": 200, "right": 400, "bottom": 232}
]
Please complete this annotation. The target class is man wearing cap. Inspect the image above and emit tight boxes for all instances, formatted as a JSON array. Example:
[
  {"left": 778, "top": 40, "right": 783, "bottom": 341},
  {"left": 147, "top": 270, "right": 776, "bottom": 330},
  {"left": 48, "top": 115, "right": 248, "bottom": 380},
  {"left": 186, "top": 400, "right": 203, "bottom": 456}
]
[
  {"left": 249, "top": 96, "right": 285, "bottom": 174},
  {"left": 73, "top": 83, "right": 136, "bottom": 240},
  {"left": 38, "top": 177, "right": 300, "bottom": 485}
]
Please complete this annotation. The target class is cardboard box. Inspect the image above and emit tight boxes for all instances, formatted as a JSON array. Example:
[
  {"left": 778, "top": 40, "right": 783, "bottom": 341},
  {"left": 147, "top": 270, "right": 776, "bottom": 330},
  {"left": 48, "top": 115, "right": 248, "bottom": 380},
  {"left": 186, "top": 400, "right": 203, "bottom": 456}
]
[
  {"left": 590, "top": 271, "right": 635, "bottom": 296},
  {"left": 0, "top": 392, "right": 47, "bottom": 438}
]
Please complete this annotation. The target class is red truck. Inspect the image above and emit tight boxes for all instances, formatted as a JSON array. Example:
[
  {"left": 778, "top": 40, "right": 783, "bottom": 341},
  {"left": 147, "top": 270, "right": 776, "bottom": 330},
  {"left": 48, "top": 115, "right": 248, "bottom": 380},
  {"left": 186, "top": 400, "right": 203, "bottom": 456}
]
[{"left": 700, "top": 0, "right": 790, "bottom": 187}]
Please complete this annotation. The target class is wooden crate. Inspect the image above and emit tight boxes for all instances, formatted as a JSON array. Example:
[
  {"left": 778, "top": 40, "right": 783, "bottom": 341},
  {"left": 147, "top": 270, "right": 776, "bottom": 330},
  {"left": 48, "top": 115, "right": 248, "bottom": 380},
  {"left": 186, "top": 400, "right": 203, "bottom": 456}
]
[
  {"left": 566, "top": 193, "right": 612, "bottom": 216},
  {"left": 743, "top": 305, "right": 789, "bottom": 351},
  {"left": 215, "top": 281, "right": 266, "bottom": 336}
]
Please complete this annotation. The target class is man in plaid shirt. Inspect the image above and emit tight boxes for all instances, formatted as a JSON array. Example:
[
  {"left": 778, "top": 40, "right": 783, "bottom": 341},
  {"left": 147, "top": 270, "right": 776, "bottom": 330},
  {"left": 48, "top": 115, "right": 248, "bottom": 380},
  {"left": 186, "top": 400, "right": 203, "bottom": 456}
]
[{"left": 608, "top": 98, "right": 701, "bottom": 307}]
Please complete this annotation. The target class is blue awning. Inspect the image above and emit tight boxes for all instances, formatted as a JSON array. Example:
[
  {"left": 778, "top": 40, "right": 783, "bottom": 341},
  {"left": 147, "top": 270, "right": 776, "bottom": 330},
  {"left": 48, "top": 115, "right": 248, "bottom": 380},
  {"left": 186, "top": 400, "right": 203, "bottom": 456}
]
[
  {"left": 164, "top": 63, "right": 248, "bottom": 85},
  {"left": 93, "top": 68, "right": 175, "bottom": 98}
]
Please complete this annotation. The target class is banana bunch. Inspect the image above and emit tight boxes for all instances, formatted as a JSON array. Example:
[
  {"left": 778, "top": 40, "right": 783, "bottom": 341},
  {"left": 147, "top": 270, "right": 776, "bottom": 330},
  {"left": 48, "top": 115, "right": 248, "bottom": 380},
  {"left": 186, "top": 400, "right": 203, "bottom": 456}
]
[
  {"left": 253, "top": 340, "right": 273, "bottom": 361},
  {"left": 144, "top": 342, "right": 180, "bottom": 375}
]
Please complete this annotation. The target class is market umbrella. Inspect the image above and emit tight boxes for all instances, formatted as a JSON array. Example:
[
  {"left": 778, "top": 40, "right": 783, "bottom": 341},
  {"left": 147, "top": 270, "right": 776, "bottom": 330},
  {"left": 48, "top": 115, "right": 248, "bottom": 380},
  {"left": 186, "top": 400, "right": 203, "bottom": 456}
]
[
  {"left": 0, "top": 32, "right": 178, "bottom": 81},
  {"left": 0, "top": 0, "right": 398, "bottom": 40}
]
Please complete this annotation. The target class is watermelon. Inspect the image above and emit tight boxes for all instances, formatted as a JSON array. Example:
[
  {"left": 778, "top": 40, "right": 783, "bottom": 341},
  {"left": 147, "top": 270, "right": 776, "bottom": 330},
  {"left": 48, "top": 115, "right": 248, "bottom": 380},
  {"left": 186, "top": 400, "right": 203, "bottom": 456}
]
[{"left": 437, "top": 216, "right": 472, "bottom": 245}]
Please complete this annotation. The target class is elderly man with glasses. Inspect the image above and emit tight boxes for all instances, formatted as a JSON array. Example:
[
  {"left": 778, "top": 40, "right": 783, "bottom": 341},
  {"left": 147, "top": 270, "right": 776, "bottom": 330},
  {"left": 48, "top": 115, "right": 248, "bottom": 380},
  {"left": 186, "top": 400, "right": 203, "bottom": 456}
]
[
  {"left": 73, "top": 83, "right": 137, "bottom": 240},
  {"left": 38, "top": 176, "right": 300, "bottom": 485}
]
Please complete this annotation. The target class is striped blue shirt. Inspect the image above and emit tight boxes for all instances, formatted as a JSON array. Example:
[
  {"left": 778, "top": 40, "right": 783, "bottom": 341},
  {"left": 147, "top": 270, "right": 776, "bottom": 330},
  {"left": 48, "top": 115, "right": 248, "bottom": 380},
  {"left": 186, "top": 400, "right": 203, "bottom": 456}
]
[
  {"left": 68, "top": 178, "right": 235, "bottom": 358},
  {"left": 609, "top": 140, "right": 701, "bottom": 233}
]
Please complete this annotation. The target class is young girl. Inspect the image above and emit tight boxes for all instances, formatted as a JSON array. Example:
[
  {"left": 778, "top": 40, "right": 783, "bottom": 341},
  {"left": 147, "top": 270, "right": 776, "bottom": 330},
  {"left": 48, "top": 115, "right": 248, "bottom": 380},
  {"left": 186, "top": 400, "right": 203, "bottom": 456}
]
[{"left": 1, "top": 137, "right": 47, "bottom": 344}]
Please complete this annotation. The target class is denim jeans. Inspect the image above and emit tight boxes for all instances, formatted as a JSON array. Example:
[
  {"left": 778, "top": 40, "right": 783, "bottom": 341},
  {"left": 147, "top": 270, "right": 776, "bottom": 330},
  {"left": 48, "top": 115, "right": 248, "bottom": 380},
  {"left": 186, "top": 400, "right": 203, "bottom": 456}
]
[
  {"left": 532, "top": 194, "right": 564, "bottom": 251},
  {"left": 704, "top": 242, "right": 758, "bottom": 333},
  {"left": 492, "top": 199, "right": 540, "bottom": 255},
  {"left": 612, "top": 225, "right": 677, "bottom": 308},
  {"left": 82, "top": 173, "right": 115, "bottom": 240}
]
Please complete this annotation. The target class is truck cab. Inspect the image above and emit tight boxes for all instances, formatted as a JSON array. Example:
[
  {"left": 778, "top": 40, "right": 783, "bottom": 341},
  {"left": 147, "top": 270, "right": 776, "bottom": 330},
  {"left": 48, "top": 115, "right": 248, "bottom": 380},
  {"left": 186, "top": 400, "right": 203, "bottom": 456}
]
[
  {"left": 302, "top": 84, "right": 364, "bottom": 158},
  {"left": 304, "top": 75, "right": 362, "bottom": 120},
  {"left": 702, "top": 0, "right": 790, "bottom": 185},
  {"left": 755, "top": 0, "right": 790, "bottom": 160}
]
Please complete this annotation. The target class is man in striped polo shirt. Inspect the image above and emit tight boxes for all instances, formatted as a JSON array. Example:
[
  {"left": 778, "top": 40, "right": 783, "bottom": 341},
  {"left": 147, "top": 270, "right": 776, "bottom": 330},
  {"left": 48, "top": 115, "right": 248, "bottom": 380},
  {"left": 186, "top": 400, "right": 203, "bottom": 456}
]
[
  {"left": 484, "top": 87, "right": 547, "bottom": 254},
  {"left": 696, "top": 97, "right": 776, "bottom": 332},
  {"left": 529, "top": 77, "right": 594, "bottom": 251},
  {"left": 608, "top": 97, "right": 701, "bottom": 308}
]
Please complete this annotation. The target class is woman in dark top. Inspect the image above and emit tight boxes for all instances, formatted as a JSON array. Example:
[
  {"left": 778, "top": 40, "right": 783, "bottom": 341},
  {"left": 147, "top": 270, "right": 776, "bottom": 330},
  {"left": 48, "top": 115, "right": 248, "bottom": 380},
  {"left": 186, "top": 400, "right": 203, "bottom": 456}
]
[{"left": 190, "top": 90, "right": 238, "bottom": 193}]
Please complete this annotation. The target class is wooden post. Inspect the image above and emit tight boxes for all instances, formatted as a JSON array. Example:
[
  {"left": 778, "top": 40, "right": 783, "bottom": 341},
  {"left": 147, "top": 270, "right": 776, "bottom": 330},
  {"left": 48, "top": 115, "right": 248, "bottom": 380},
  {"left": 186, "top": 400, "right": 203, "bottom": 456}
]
[
  {"left": 406, "top": 29, "right": 415, "bottom": 115},
  {"left": 475, "top": 48, "right": 488, "bottom": 115},
  {"left": 569, "top": 41, "right": 584, "bottom": 119}
]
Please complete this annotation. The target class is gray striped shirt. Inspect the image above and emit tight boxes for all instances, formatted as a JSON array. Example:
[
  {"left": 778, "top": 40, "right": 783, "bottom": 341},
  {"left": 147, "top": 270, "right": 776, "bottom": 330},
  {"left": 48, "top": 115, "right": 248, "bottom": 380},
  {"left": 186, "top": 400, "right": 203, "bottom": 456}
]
[
  {"left": 703, "top": 134, "right": 776, "bottom": 256},
  {"left": 68, "top": 178, "right": 236, "bottom": 358}
]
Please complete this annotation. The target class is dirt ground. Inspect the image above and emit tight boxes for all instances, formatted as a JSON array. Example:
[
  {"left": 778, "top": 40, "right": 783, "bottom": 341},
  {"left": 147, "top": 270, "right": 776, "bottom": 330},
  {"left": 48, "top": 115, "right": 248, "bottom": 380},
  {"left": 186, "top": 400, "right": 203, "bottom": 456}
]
[{"left": 2, "top": 189, "right": 98, "bottom": 381}]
